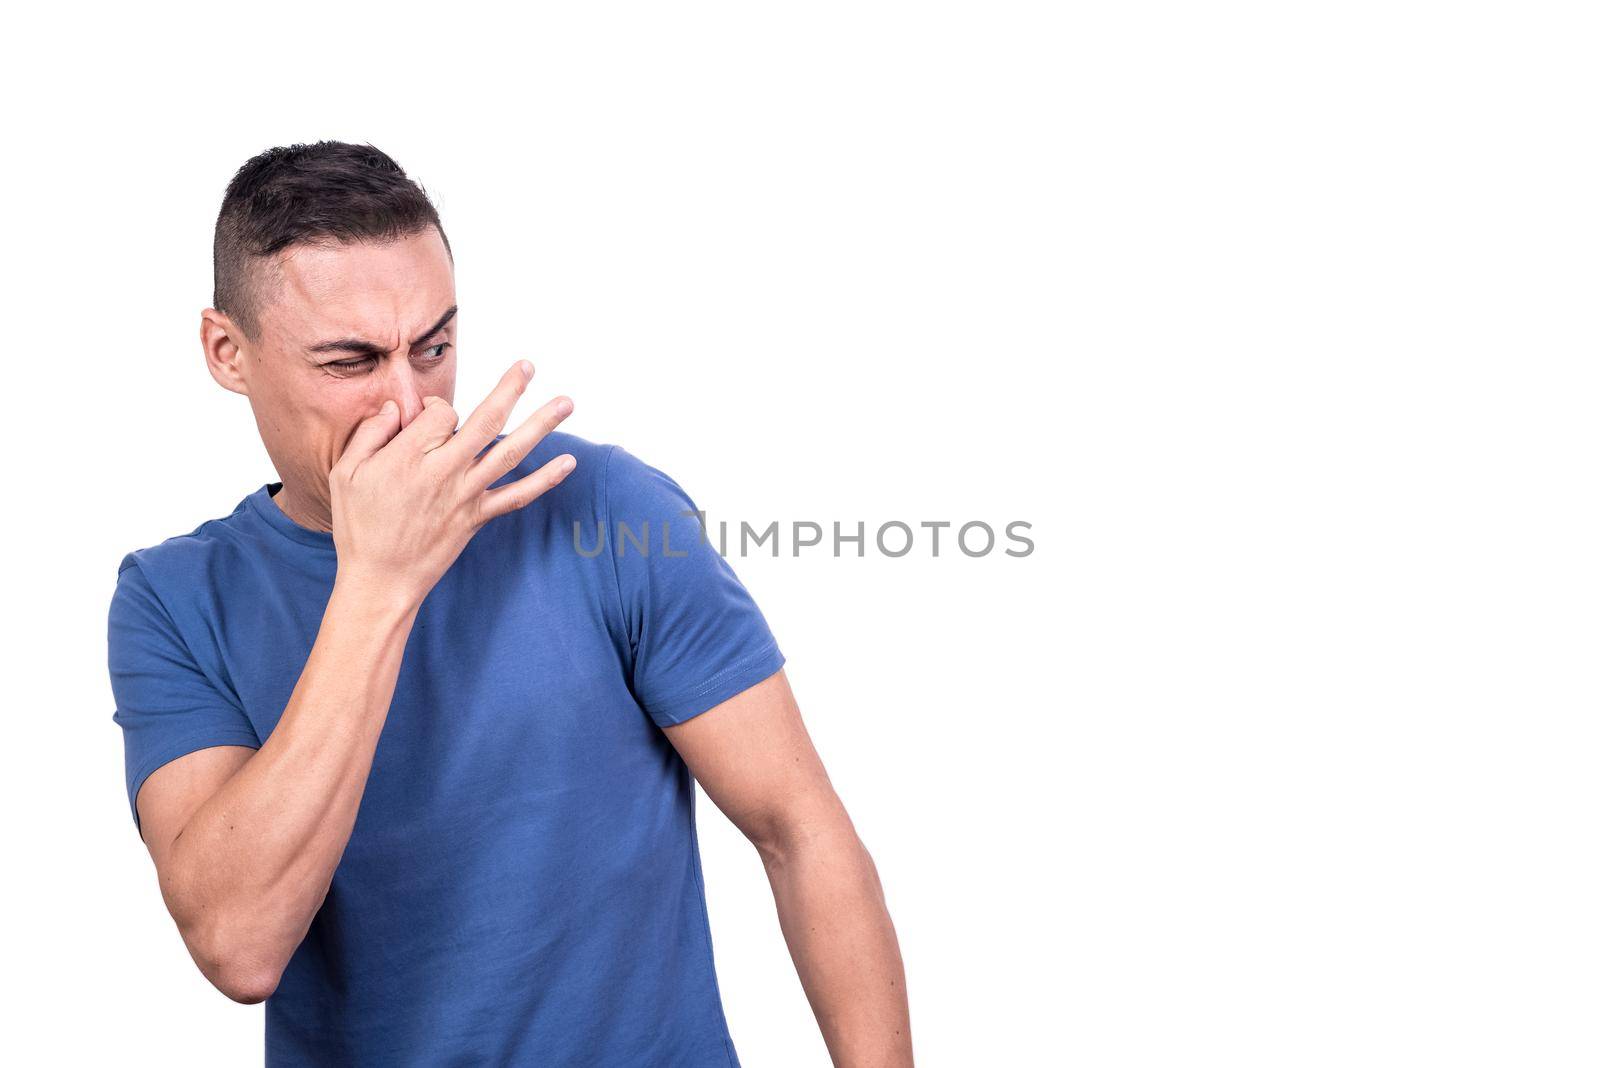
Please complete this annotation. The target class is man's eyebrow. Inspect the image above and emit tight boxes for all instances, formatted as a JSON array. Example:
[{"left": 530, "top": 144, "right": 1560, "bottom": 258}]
[
  {"left": 307, "top": 305, "right": 459, "bottom": 357},
  {"left": 411, "top": 305, "right": 459, "bottom": 347}
]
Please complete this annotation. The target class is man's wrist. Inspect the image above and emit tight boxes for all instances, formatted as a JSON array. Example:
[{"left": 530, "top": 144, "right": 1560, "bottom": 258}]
[{"left": 329, "top": 566, "right": 424, "bottom": 625}]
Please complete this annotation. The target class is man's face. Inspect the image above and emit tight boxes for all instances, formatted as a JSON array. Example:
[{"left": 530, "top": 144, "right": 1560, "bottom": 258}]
[{"left": 227, "top": 227, "right": 458, "bottom": 504}]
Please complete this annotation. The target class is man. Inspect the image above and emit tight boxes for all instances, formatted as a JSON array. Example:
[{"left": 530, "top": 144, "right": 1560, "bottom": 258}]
[{"left": 107, "top": 141, "right": 912, "bottom": 1066}]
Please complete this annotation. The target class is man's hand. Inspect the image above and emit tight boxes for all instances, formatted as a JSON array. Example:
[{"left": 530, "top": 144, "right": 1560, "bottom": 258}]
[{"left": 330, "top": 359, "right": 576, "bottom": 608}]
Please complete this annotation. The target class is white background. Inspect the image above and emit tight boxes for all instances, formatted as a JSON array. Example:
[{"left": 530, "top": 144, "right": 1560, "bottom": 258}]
[{"left": 3, "top": 2, "right": 1595, "bottom": 1065}]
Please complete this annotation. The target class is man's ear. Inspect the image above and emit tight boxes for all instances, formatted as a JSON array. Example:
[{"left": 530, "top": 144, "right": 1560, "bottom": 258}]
[{"left": 201, "top": 308, "right": 251, "bottom": 396}]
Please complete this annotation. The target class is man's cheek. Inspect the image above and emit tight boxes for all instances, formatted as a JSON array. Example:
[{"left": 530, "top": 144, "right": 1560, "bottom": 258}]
[{"left": 332, "top": 423, "right": 362, "bottom": 466}]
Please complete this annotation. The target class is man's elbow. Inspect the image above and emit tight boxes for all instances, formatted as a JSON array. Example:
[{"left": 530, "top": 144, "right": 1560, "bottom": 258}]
[
  {"left": 212, "top": 964, "right": 280, "bottom": 1005},
  {"left": 178, "top": 909, "right": 287, "bottom": 1005},
  {"left": 161, "top": 865, "right": 289, "bottom": 1004},
  {"left": 745, "top": 802, "right": 863, "bottom": 871}
]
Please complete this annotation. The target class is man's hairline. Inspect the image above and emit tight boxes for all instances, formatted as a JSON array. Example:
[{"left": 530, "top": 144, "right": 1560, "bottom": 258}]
[{"left": 228, "top": 223, "right": 455, "bottom": 348}]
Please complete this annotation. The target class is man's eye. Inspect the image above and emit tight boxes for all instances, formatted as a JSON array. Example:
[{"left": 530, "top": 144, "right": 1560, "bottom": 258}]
[{"left": 327, "top": 344, "right": 447, "bottom": 374}]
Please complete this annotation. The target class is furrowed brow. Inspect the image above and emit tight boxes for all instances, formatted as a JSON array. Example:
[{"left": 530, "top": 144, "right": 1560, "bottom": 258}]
[
  {"left": 410, "top": 305, "right": 458, "bottom": 348},
  {"left": 307, "top": 305, "right": 459, "bottom": 357},
  {"left": 307, "top": 337, "right": 388, "bottom": 357}
]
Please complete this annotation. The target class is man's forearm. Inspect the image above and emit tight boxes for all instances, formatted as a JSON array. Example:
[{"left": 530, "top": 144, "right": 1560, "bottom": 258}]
[
  {"left": 763, "top": 821, "right": 913, "bottom": 1066},
  {"left": 159, "top": 571, "right": 420, "bottom": 1001}
]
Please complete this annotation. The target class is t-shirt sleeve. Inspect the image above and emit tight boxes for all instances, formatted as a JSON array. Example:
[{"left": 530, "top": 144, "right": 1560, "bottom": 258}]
[
  {"left": 108, "top": 558, "right": 261, "bottom": 835},
  {"left": 602, "top": 445, "right": 785, "bottom": 727}
]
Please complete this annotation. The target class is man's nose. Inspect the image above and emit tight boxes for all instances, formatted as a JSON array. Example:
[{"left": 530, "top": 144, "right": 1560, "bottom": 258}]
[{"left": 386, "top": 360, "right": 427, "bottom": 428}]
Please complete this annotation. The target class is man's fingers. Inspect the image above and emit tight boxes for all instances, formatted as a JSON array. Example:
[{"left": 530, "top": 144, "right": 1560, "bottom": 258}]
[
  {"left": 467, "top": 395, "right": 576, "bottom": 492},
  {"left": 478, "top": 453, "right": 578, "bottom": 523},
  {"left": 337, "top": 400, "right": 402, "bottom": 471},
  {"left": 442, "top": 360, "right": 534, "bottom": 464},
  {"left": 391, "top": 394, "right": 460, "bottom": 454}
]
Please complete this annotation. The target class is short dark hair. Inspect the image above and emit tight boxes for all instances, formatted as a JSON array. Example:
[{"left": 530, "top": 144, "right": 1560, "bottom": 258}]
[{"left": 212, "top": 141, "right": 452, "bottom": 342}]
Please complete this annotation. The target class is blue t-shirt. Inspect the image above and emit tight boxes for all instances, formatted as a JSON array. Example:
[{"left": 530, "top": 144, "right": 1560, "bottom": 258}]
[{"left": 107, "top": 431, "right": 784, "bottom": 1066}]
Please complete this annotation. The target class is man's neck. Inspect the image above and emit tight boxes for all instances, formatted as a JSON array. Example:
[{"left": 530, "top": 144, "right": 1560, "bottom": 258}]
[{"left": 271, "top": 481, "right": 335, "bottom": 534}]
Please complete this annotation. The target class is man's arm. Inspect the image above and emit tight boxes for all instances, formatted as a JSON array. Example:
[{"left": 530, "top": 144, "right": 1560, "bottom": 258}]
[
  {"left": 138, "top": 580, "right": 420, "bottom": 1003},
  {"left": 130, "top": 362, "right": 575, "bottom": 1003},
  {"left": 664, "top": 669, "right": 913, "bottom": 1067}
]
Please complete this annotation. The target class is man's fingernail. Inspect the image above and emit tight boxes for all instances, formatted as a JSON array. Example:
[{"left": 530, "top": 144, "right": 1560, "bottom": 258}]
[{"left": 518, "top": 360, "right": 534, "bottom": 379}]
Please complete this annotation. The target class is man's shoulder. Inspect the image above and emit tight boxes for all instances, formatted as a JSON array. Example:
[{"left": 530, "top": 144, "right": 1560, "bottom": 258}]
[
  {"left": 114, "top": 489, "right": 258, "bottom": 589},
  {"left": 518, "top": 429, "right": 617, "bottom": 473},
  {"left": 509, "top": 431, "right": 675, "bottom": 508}
]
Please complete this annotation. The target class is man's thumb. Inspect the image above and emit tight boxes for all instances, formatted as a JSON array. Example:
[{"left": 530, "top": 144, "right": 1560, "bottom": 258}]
[{"left": 340, "top": 399, "right": 401, "bottom": 466}]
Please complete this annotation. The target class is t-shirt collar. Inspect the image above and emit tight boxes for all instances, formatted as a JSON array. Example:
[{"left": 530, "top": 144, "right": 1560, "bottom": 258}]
[{"left": 245, "top": 482, "right": 337, "bottom": 552}]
